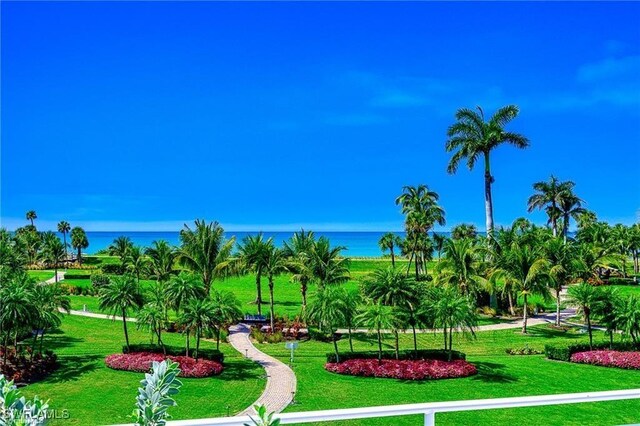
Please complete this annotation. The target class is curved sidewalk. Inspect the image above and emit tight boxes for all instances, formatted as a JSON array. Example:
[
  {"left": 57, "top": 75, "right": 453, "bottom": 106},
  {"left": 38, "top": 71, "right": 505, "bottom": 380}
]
[
  {"left": 45, "top": 271, "right": 66, "bottom": 284},
  {"left": 228, "top": 323, "right": 297, "bottom": 416}
]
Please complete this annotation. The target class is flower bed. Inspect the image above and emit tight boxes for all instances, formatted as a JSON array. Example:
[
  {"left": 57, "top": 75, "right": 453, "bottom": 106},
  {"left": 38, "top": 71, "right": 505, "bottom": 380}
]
[
  {"left": 570, "top": 350, "right": 640, "bottom": 370},
  {"left": 325, "top": 358, "right": 477, "bottom": 380},
  {"left": 0, "top": 348, "right": 57, "bottom": 384},
  {"left": 105, "top": 352, "right": 223, "bottom": 378}
]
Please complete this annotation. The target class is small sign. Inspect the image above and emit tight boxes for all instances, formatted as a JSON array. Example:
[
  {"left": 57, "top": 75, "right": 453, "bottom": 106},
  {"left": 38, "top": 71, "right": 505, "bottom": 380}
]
[{"left": 285, "top": 342, "right": 299, "bottom": 350}]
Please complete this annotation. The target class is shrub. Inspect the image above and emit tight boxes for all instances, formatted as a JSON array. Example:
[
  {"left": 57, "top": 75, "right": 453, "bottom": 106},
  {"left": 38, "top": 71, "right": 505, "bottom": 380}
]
[
  {"left": 250, "top": 328, "right": 266, "bottom": 343},
  {"left": 0, "top": 349, "right": 57, "bottom": 384},
  {"left": 325, "top": 358, "right": 477, "bottom": 380},
  {"left": 545, "top": 341, "right": 640, "bottom": 362},
  {"left": 308, "top": 328, "right": 335, "bottom": 343},
  {"left": 132, "top": 360, "right": 182, "bottom": 426},
  {"left": 90, "top": 272, "right": 111, "bottom": 289},
  {"left": 570, "top": 350, "right": 640, "bottom": 370},
  {"left": 250, "top": 328, "right": 284, "bottom": 344},
  {"left": 106, "top": 353, "right": 223, "bottom": 378},
  {"left": 326, "top": 349, "right": 466, "bottom": 364},
  {"left": 122, "top": 344, "right": 224, "bottom": 363},
  {"left": 478, "top": 306, "right": 497, "bottom": 317},
  {"left": 63, "top": 273, "right": 92, "bottom": 280},
  {"left": 505, "top": 346, "right": 544, "bottom": 355},
  {"left": 100, "top": 264, "right": 122, "bottom": 274}
]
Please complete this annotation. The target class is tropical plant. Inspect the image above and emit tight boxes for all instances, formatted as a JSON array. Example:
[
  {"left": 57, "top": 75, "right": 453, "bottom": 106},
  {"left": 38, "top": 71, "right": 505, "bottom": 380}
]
[
  {"left": 282, "top": 229, "right": 316, "bottom": 308},
  {"left": 41, "top": 237, "right": 66, "bottom": 282},
  {"left": 209, "top": 289, "right": 242, "bottom": 350},
  {"left": 446, "top": 105, "right": 529, "bottom": 239},
  {"left": 450, "top": 224, "right": 478, "bottom": 241},
  {"left": 165, "top": 273, "right": 206, "bottom": 341},
  {"left": 422, "top": 285, "right": 477, "bottom": 360},
  {"left": 566, "top": 283, "right": 601, "bottom": 349},
  {"left": 57, "top": 220, "right": 71, "bottom": 259},
  {"left": 0, "top": 274, "right": 36, "bottom": 353},
  {"left": 109, "top": 236, "right": 134, "bottom": 274},
  {"left": 127, "top": 245, "right": 149, "bottom": 285},
  {"left": 179, "top": 298, "right": 216, "bottom": 361},
  {"left": 25, "top": 210, "right": 37, "bottom": 227},
  {"left": 263, "top": 246, "right": 287, "bottom": 331},
  {"left": 99, "top": 274, "right": 144, "bottom": 350},
  {"left": 437, "top": 238, "right": 487, "bottom": 296},
  {"left": 544, "top": 238, "right": 583, "bottom": 326},
  {"left": 378, "top": 232, "right": 402, "bottom": 267},
  {"left": 70, "top": 226, "right": 89, "bottom": 263},
  {"left": 432, "top": 232, "right": 446, "bottom": 260},
  {"left": 558, "top": 192, "right": 586, "bottom": 242},
  {"left": 592, "top": 286, "right": 621, "bottom": 347},
  {"left": 356, "top": 302, "right": 398, "bottom": 363},
  {"left": 616, "top": 294, "right": 640, "bottom": 343},
  {"left": 308, "top": 237, "right": 350, "bottom": 288},
  {"left": 31, "top": 283, "right": 70, "bottom": 356},
  {"left": 245, "top": 404, "right": 281, "bottom": 426},
  {"left": 145, "top": 240, "right": 177, "bottom": 284},
  {"left": 610, "top": 224, "right": 631, "bottom": 278},
  {"left": 527, "top": 176, "right": 574, "bottom": 237},
  {"left": 0, "top": 374, "right": 49, "bottom": 426},
  {"left": 237, "top": 233, "right": 273, "bottom": 316},
  {"left": 305, "top": 286, "right": 347, "bottom": 362},
  {"left": 131, "top": 360, "right": 182, "bottom": 426},
  {"left": 178, "top": 220, "right": 236, "bottom": 294},
  {"left": 137, "top": 303, "right": 166, "bottom": 352}
]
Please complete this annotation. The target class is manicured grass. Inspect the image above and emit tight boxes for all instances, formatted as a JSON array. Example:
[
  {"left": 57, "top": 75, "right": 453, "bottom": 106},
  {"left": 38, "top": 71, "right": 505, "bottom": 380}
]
[
  {"left": 611, "top": 284, "right": 640, "bottom": 297},
  {"left": 258, "top": 326, "right": 640, "bottom": 425},
  {"left": 20, "top": 315, "right": 264, "bottom": 425},
  {"left": 26, "top": 270, "right": 55, "bottom": 282}
]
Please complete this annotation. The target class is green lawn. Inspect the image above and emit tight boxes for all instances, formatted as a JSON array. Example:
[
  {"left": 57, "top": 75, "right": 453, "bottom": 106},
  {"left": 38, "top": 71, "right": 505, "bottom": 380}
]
[
  {"left": 21, "top": 315, "right": 265, "bottom": 425},
  {"left": 258, "top": 326, "right": 640, "bottom": 426},
  {"left": 27, "top": 270, "right": 55, "bottom": 282}
]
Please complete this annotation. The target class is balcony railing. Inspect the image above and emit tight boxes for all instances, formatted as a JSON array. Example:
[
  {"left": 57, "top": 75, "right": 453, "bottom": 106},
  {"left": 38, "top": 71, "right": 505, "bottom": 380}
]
[{"left": 114, "top": 388, "right": 640, "bottom": 426}]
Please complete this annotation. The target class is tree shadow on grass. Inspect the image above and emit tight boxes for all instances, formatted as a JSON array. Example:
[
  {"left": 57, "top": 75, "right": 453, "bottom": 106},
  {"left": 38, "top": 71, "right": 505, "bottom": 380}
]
[
  {"left": 470, "top": 361, "right": 518, "bottom": 383},
  {"left": 41, "top": 335, "right": 84, "bottom": 352},
  {"left": 46, "top": 355, "right": 102, "bottom": 383},
  {"left": 218, "top": 360, "right": 263, "bottom": 382},
  {"left": 526, "top": 327, "right": 583, "bottom": 340}
]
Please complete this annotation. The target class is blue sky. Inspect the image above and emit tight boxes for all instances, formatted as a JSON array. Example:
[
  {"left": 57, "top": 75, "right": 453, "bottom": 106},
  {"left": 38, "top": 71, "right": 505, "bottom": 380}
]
[{"left": 1, "top": 1, "right": 639, "bottom": 232}]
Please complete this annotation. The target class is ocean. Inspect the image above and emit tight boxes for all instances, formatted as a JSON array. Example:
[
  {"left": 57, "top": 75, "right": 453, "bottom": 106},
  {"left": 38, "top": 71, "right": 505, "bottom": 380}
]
[{"left": 56, "top": 231, "right": 419, "bottom": 257}]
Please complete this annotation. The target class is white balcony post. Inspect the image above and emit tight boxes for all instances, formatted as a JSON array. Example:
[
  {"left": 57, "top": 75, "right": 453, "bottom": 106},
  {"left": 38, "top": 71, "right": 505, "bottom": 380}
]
[{"left": 424, "top": 410, "right": 435, "bottom": 426}]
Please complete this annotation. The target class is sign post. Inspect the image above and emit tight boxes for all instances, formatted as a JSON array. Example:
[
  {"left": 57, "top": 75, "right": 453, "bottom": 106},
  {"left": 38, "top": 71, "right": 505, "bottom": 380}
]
[{"left": 285, "top": 341, "right": 298, "bottom": 366}]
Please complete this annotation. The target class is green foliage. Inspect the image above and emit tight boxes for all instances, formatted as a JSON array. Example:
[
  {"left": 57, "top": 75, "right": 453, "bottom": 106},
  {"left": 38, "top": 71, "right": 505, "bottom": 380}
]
[
  {"left": 326, "top": 349, "right": 466, "bottom": 363},
  {"left": 63, "top": 273, "right": 92, "bottom": 280},
  {"left": 545, "top": 341, "right": 640, "bottom": 362},
  {"left": 245, "top": 404, "right": 281, "bottom": 426},
  {"left": 132, "top": 360, "right": 182, "bottom": 426},
  {"left": 0, "top": 374, "right": 49, "bottom": 425}
]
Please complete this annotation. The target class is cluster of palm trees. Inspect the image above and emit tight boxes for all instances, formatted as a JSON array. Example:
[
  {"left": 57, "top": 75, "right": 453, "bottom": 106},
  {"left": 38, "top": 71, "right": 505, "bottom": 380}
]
[{"left": 0, "top": 267, "right": 70, "bottom": 364}]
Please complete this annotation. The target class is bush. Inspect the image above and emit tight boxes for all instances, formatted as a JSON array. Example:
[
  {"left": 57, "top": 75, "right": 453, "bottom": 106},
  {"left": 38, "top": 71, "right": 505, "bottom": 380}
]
[
  {"left": 100, "top": 264, "right": 122, "bottom": 274},
  {"left": 478, "top": 306, "right": 497, "bottom": 317},
  {"left": 545, "top": 341, "right": 640, "bottom": 362},
  {"left": 106, "top": 353, "right": 223, "bottom": 378},
  {"left": 570, "top": 350, "right": 640, "bottom": 370},
  {"left": 326, "top": 349, "right": 466, "bottom": 364},
  {"left": 308, "top": 328, "right": 336, "bottom": 343},
  {"left": 63, "top": 273, "right": 92, "bottom": 280},
  {"left": 0, "top": 348, "right": 57, "bottom": 383},
  {"left": 606, "top": 277, "right": 637, "bottom": 286},
  {"left": 122, "top": 344, "right": 224, "bottom": 363},
  {"left": 325, "top": 358, "right": 477, "bottom": 380},
  {"left": 505, "top": 346, "right": 544, "bottom": 355},
  {"left": 90, "top": 272, "right": 111, "bottom": 289},
  {"left": 250, "top": 328, "right": 285, "bottom": 344}
]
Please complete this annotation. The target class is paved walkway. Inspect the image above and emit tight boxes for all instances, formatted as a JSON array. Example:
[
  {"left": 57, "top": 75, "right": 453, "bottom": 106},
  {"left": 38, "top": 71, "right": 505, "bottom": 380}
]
[
  {"left": 59, "top": 308, "right": 137, "bottom": 322},
  {"left": 45, "top": 270, "right": 66, "bottom": 284},
  {"left": 228, "top": 323, "right": 297, "bottom": 416}
]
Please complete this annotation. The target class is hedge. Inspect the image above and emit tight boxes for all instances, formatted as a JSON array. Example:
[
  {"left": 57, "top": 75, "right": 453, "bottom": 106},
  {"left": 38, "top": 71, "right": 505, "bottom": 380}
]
[
  {"left": 326, "top": 349, "right": 466, "bottom": 363},
  {"left": 545, "top": 341, "right": 640, "bottom": 362},
  {"left": 123, "top": 344, "right": 224, "bottom": 363},
  {"left": 63, "top": 273, "right": 92, "bottom": 280},
  {"left": 100, "top": 264, "right": 122, "bottom": 274}
]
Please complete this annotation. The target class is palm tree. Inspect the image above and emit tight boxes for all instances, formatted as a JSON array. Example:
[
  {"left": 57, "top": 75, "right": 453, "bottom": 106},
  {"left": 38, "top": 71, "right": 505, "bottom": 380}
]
[
  {"left": 491, "top": 243, "right": 550, "bottom": 333},
  {"left": 99, "top": 275, "right": 144, "bottom": 350},
  {"left": 145, "top": 240, "right": 177, "bottom": 283},
  {"left": 264, "top": 246, "right": 288, "bottom": 330},
  {"left": 178, "top": 220, "right": 236, "bottom": 294},
  {"left": 362, "top": 267, "right": 419, "bottom": 357},
  {"left": 593, "top": 287, "right": 621, "bottom": 347},
  {"left": 610, "top": 224, "right": 631, "bottom": 278},
  {"left": 566, "top": 283, "right": 601, "bottom": 349},
  {"left": 109, "top": 236, "right": 133, "bottom": 274},
  {"left": 558, "top": 193, "right": 586, "bottom": 243},
  {"left": 305, "top": 286, "right": 347, "bottom": 362},
  {"left": 26, "top": 210, "right": 37, "bottom": 227},
  {"left": 41, "top": 237, "right": 66, "bottom": 282},
  {"left": 127, "top": 245, "right": 148, "bottom": 285},
  {"left": 395, "top": 185, "right": 445, "bottom": 279},
  {"left": 282, "top": 229, "right": 316, "bottom": 308},
  {"left": 432, "top": 233, "right": 446, "bottom": 260},
  {"left": 309, "top": 237, "right": 350, "bottom": 288},
  {"left": 165, "top": 272, "right": 206, "bottom": 319},
  {"left": 616, "top": 294, "right": 640, "bottom": 343},
  {"left": 378, "top": 232, "right": 402, "bottom": 267},
  {"left": 210, "top": 290, "right": 243, "bottom": 350},
  {"left": 446, "top": 105, "right": 529, "bottom": 239},
  {"left": 422, "top": 285, "right": 477, "bottom": 360},
  {"left": 180, "top": 298, "right": 216, "bottom": 360},
  {"left": 57, "top": 221, "right": 71, "bottom": 259},
  {"left": 437, "top": 238, "right": 487, "bottom": 296},
  {"left": 70, "top": 227, "right": 89, "bottom": 263},
  {"left": 629, "top": 224, "right": 640, "bottom": 279},
  {"left": 450, "top": 224, "right": 478, "bottom": 241},
  {"left": 342, "top": 290, "right": 361, "bottom": 353},
  {"left": 527, "top": 176, "right": 574, "bottom": 237},
  {"left": 32, "top": 283, "right": 70, "bottom": 355},
  {"left": 237, "top": 233, "right": 273, "bottom": 315},
  {"left": 0, "top": 275, "right": 35, "bottom": 356},
  {"left": 356, "top": 302, "right": 397, "bottom": 363},
  {"left": 544, "top": 238, "right": 582, "bottom": 326},
  {"left": 137, "top": 303, "right": 166, "bottom": 352}
]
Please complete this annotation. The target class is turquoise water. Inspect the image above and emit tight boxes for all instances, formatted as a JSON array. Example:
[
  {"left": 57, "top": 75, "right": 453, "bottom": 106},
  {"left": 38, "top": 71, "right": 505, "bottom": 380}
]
[{"left": 57, "top": 231, "right": 417, "bottom": 257}]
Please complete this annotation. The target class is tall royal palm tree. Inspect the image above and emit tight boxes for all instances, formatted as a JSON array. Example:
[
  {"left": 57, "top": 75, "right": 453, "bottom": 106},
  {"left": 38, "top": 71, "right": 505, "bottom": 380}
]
[
  {"left": 378, "top": 232, "right": 402, "bottom": 267},
  {"left": 26, "top": 210, "right": 37, "bottom": 227},
  {"left": 57, "top": 221, "right": 71, "bottom": 259},
  {"left": 446, "top": 105, "right": 529, "bottom": 240},
  {"left": 179, "top": 220, "right": 235, "bottom": 294},
  {"left": 109, "top": 236, "right": 133, "bottom": 274},
  {"left": 99, "top": 275, "right": 144, "bottom": 351},
  {"left": 145, "top": 240, "right": 177, "bottom": 284},
  {"left": 237, "top": 233, "right": 273, "bottom": 315},
  {"left": 305, "top": 286, "right": 347, "bottom": 362},
  {"left": 264, "top": 246, "right": 288, "bottom": 330},
  {"left": 527, "top": 176, "right": 574, "bottom": 237},
  {"left": 70, "top": 227, "right": 89, "bottom": 263}
]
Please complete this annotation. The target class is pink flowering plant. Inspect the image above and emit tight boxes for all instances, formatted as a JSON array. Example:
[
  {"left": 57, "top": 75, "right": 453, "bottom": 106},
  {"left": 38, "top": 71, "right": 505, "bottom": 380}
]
[
  {"left": 105, "top": 352, "right": 223, "bottom": 378},
  {"left": 570, "top": 350, "right": 640, "bottom": 370},
  {"left": 325, "top": 358, "right": 477, "bottom": 380}
]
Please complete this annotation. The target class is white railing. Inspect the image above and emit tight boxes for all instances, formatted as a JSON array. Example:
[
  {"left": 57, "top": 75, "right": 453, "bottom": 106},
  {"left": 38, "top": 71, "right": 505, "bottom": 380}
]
[{"left": 117, "top": 388, "right": 640, "bottom": 426}]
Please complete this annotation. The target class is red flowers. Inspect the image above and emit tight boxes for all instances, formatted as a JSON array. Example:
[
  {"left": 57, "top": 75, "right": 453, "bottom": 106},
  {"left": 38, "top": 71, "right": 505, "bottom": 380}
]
[
  {"left": 105, "top": 352, "right": 223, "bottom": 378},
  {"left": 325, "top": 358, "right": 477, "bottom": 380},
  {"left": 570, "top": 350, "right": 640, "bottom": 370}
]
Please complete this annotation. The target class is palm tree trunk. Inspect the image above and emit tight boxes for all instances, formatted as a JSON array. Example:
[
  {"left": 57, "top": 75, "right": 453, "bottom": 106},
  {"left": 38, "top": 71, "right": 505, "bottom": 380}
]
[
  {"left": 54, "top": 264, "right": 58, "bottom": 283},
  {"left": 412, "top": 323, "right": 418, "bottom": 356},
  {"left": 255, "top": 272, "right": 263, "bottom": 316},
  {"left": 394, "top": 330, "right": 399, "bottom": 360},
  {"left": 185, "top": 330, "right": 190, "bottom": 357},
  {"left": 507, "top": 292, "right": 515, "bottom": 316},
  {"left": 63, "top": 232, "right": 68, "bottom": 259},
  {"left": 216, "top": 327, "right": 220, "bottom": 350},
  {"left": 195, "top": 325, "right": 201, "bottom": 361},
  {"left": 563, "top": 214, "right": 569, "bottom": 243},
  {"left": 40, "top": 330, "right": 46, "bottom": 354},
  {"left": 390, "top": 247, "right": 395, "bottom": 268},
  {"left": 406, "top": 253, "right": 414, "bottom": 277},
  {"left": 122, "top": 309, "right": 130, "bottom": 350},
  {"left": 586, "top": 312, "right": 593, "bottom": 349},
  {"left": 333, "top": 334, "right": 340, "bottom": 363},
  {"left": 555, "top": 288, "right": 562, "bottom": 326},
  {"left": 522, "top": 294, "right": 528, "bottom": 334},
  {"left": 301, "top": 282, "right": 307, "bottom": 309},
  {"left": 483, "top": 152, "right": 495, "bottom": 238},
  {"left": 448, "top": 326, "right": 453, "bottom": 361},
  {"left": 269, "top": 279, "right": 275, "bottom": 331},
  {"left": 377, "top": 326, "right": 383, "bottom": 364},
  {"left": 348, "top": 326, "right": 353, "bottom": 352},
  {"left": 443, "top": 326, "right": 448, "bottom": 351}
]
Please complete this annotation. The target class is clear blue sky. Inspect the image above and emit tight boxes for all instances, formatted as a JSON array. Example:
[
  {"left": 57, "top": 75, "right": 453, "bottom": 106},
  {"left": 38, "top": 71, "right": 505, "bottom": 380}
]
[{"left": 1, "top": 1, "right": 639, "bottom": 232}]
